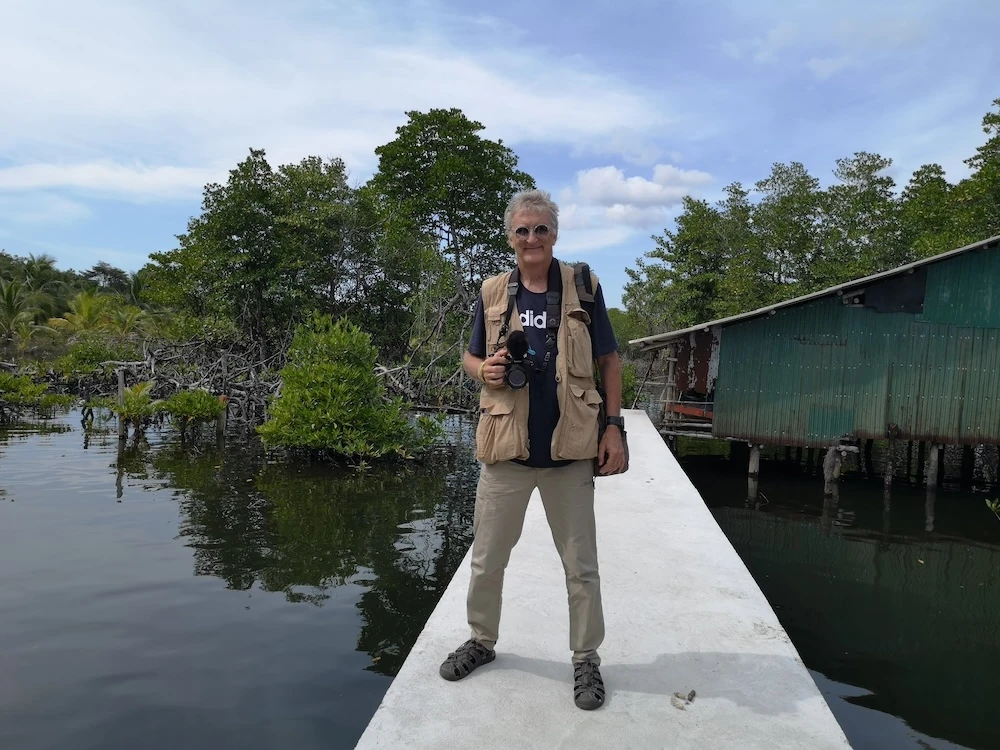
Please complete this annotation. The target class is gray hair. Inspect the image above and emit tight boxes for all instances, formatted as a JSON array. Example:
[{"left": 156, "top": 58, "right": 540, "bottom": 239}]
[{"left": 504, "top": 189, "right": 559, "bottom": 237}]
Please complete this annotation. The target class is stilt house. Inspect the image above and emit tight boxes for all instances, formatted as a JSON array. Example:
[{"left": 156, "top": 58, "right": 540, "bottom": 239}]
[{"left": 631, "top": 235, "right": 1000, "bottom": 456}]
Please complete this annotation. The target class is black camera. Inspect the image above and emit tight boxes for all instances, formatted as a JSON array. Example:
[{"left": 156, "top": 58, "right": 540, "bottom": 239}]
[{"left": 503, "top": 330, "right": 530, "bottom": 390}]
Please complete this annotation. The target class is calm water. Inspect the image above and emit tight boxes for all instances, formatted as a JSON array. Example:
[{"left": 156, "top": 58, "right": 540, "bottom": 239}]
[
  {"left": 0, "top": 411, "right": 479, "bottom": 750},
  {"left": 4, "top": 412, "right": 1000, "bottom": 750},
  {"left": 680, "top": 449, "right": 1000, "bottom": 750}
]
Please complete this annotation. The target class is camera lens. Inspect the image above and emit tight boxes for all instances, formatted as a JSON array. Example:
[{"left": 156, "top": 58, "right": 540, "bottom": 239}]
[{"left": 505, "top": 364, "right": 528, "bottom": 390}]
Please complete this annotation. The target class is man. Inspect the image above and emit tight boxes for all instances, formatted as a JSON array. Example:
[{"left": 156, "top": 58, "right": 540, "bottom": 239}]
[{"left": 438, "top": 189, "right": 626, "bottom": 711}]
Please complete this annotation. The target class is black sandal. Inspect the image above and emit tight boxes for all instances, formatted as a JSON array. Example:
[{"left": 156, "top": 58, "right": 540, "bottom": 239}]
[
  {"left": 574, "top": 660, "right": 605, "bottom": 710},
  {"left": 439, "top": 639, "right": 496, "bottom": 681}
]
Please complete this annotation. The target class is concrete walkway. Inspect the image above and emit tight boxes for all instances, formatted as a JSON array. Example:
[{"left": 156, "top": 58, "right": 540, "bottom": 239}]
[{"left": 356, "top": 410, "right": 851, "bottom": 749}]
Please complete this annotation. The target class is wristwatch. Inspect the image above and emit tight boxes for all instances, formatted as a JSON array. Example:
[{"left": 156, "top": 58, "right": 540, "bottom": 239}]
[{"left": 605, "top": 416, "right": 625, "bottom": 430}]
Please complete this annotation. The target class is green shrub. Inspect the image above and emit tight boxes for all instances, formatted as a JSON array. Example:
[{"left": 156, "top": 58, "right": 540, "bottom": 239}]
[
  {"left": 54, "top": 336, "right": 141, "bottom": 376},
  {"left": 258, "top": 315, "right": 431, "bottom": 459},
  {"left": 621, "top": 361, "right": 644, "bottom": 407},
  {"left": 0, "top": 372, "right": 47, "bottom": 405},
  {"left": 163, "top": 389, "right": 225, "bottom": 435},
  {"left": 111, "top": 380, "right": 163, "bottom": 427}
]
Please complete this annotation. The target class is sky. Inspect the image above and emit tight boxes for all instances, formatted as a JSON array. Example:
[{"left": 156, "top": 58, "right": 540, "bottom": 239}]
[{"left": 1, "top": 0, "right": 998, "bottom": 308}]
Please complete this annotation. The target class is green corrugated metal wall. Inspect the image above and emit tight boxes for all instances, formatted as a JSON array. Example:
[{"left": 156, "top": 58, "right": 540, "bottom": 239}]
[{"left": 713, "top": 248, "right": 1000, "bottom": 445}]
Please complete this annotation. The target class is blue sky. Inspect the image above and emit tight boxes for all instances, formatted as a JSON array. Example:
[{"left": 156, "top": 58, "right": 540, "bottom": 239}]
[{"left": 1, "top": 0, "right": 997, "bottom": 308}]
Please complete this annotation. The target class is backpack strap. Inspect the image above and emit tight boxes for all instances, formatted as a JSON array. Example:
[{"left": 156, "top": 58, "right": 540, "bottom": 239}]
[
  {"left": 573, "top": 262, "right": 596, "bottom": 328},
  {"left": 497, "top": 267, "right": 520, "bottom": 346}
]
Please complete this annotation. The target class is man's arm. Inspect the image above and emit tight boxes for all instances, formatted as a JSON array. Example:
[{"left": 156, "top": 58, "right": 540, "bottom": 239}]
[
  {"left": 597, "top": 351, "right": 623, "bottom": 417},
  {"left": 465, "top": 295, "right": 509, "bottom": 389}
]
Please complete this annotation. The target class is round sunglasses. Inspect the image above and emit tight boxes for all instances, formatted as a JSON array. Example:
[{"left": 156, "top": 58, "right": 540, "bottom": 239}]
[{"left": 513, "top": 224, "right": 551, "bottom": 239}]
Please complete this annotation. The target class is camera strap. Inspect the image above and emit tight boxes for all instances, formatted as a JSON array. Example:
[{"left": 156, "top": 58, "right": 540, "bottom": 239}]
[{"left": 496, "top": 260, "right": 563, "bottom": 374}]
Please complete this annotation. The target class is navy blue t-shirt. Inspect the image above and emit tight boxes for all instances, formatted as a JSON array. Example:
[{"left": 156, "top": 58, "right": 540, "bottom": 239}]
[{"left": 468, "top": 280, "right": 618, "bottom": 467}]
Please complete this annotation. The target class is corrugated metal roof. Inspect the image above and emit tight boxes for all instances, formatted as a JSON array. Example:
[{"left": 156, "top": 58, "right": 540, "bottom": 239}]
[{"left": 630, "top": 234, "right": 1000, "bottom": 351}]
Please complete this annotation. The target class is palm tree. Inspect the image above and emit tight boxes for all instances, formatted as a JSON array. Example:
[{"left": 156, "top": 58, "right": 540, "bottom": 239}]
[
  {"left": 48, "top": 289, "right": 110, "bottom": 334},
  {"left": 0, "top": 279, "right": 50, "bottom": 351}
]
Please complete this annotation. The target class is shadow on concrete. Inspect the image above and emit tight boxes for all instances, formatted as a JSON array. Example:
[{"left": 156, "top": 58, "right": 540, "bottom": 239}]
[{"left": 488, "top": 651, "right": 822, "bottom": 715}]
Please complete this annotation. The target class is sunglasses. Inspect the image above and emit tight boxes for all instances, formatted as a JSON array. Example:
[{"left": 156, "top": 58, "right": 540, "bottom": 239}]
[{"left": 513, "top": 224, "right": 551, "bottom": 239}]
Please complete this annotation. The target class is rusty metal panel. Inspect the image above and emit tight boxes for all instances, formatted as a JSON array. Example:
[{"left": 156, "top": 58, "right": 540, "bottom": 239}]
[
  {"left": 673, "top": 329, "right": 718, "bottom": 395},
  {"left": 919, "top": 249, "right": 1000, "bottom": 328}
]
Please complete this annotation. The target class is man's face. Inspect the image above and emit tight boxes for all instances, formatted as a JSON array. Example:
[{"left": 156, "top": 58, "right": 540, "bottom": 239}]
[{"left": 508, "top": 209, "right": 556, "bottom": 267}]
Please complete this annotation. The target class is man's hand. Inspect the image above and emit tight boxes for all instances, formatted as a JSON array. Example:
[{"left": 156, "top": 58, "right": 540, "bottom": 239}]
[
  {"left": 597, "top": 425, "right": 626, "bottom": 475},
  {"left": 480, "top": 348, "right": 509, "bottom": 390}
]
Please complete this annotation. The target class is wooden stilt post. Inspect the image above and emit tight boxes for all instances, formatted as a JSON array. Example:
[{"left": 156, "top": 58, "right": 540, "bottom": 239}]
[
  {"left": 927, "top": 443, "right": 941, "bottom": 487},
  {"left": 864, "top": 439, "right": 875, "bottom": 479},
  {"left": 795, "top": 447, "right": 803, "bottom": 473},
  {"left": 925, "top": 484, "right": 936, "bottom": 532},
  {"left": 117, "top": 368, "right": 126, "bottom": 442},
  {"left": 748, "top": 444, "right": 761, "bottom": 502},
  {"left": 806, "top": 447, "right": 816, "bottom": 476},
  {"left": 917, "top": 441, "right": 926, "bottom": 484},
  {"left": 823, "top": 446, "right": 843, "bottom": 496},
  {"left": 883, "top": 435, "right": 896, "bottom": 511},
  {"left": 906, "top": 441, "right": 914, "bottom": 483}
]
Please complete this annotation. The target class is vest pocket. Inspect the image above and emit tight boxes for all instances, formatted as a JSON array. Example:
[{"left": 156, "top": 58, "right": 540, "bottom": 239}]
[
  {"left": 560, "top": 383, "right": 602, "bottom": 458},
  {"left": 475, "top": 391, "right": 526, "bottom": 464},
  {"left": 564, "top": 314, "right": 595, "bottom": 377}
]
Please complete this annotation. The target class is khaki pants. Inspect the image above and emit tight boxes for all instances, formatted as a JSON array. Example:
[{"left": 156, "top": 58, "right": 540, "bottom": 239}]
[{"left": 466, "top": 459, "right": 605, "bottom": 664}]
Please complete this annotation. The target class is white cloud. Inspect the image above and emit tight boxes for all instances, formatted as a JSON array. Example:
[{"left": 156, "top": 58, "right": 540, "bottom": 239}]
[
  {"left": 752, "top": 23, "right": 799, "bottom": 63},
  {"left": 573, "top": 164, "right": 712, "bottom": 209},
  {"left": 0, "top": 1, "right": 671, "bottom": 200},
  {"left": 557, "top": 225, "right": 635, "bottom": 256},
  {"left": 719, "top": 6, "right": 931, "bottom": 78},
  {"left": 0, "top": 193, "right": 91, "bottom": 223},
  {"left": 603, "top": 204, "right": 674, "bottom": 229},
  {"left": 807, "top": 56, "right": 857, "bottom": 79},
  {"left": 0, "top": 162, "right": 217, "bottom": 200}
]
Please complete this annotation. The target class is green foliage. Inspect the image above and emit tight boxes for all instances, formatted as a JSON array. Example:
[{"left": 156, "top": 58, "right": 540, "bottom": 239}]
[
  {"left": 625, "top": 99, "right": 1000, "bottom": 333},
  {"left": 607, "top": 307, "right": 648, "bottom": 347},
  {"left": 163, "top": 389, "right": 225, "bottom": 434},
  {"left": 112, "top": 380, "right": 164, "bottom": 426},
  {"left": 370, "top": 108, "right": 535, "bottom": 290},
  {"left": 258, "top": 315, "right": 433, "bottom": 459},
  {"left": 621, "top": 361, "right": 642, "bottom": 407},
  {"left": 53, "top": 336, "right": 140, "bottom": 376},
  {"left": 144, "top": 150, "right": 423, "bottom": 355},
  {"left": 38, "top": 393, "right": 75, "bottom": 410},
  {"left": 987, "top": 498, "right": 1000, "bottom": 521},
  {"left": 0, "top": 372, "right": 46, "bottom": 405}
]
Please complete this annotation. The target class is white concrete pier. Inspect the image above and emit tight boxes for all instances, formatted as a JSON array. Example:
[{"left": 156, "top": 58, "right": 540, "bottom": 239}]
[{"left": 356, "top": 409, "right": 851, "bottom": 749}]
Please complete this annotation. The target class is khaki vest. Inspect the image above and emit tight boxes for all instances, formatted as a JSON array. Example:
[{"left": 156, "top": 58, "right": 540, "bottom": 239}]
[{"left": 475, "top": 261, "right": 603, "bottom": 464}]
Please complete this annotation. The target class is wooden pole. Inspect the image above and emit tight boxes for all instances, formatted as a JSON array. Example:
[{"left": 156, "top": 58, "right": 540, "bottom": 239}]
[
  {"left": 927, "top": 443, "right": 941, "bottom": 487},
  {"left": 117, "top": 368, "right": 126, "bottom": 442},
  {"left": 748, "top": 444, "right": 761, "bottom": 501},
  {"left": 823, "top": 447, "right": 843, "bottom": 496},
  {"left": 864, "top": 439, "right": 875, "bottom": 479},
  {"left": 216, "top": 395, "right": 228, "bottom": 445},
  {"left": 917, "top": 441, "right": 926, "bottom": 484},
  {"left": 806, "top": 447, "right": 816, "bottom": 476},
  {"left": 883, "top": 436, "right": 896, "bottom": 511},
  {"left": 905, "top": 441, "right": 914, "bottom": 483}
]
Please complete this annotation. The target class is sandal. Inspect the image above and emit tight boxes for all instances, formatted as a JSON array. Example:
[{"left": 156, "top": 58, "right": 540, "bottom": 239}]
[
  {"left": 439, "top": 639, "right": 496, "bottom": 681},
  {"left": 574, "top": 660, "right": 606, "bottom": 710}
]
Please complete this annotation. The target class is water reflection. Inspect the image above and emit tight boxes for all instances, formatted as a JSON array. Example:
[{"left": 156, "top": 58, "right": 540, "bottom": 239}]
[
  {"left": 683, "top": 454, "right": 1000, "bottom": 750},
  {"left": 111, "top": 425, "right": 479, "bottom": 678},
  {"left": 0, "top": 410, "right": 481, "bottom": 750}
]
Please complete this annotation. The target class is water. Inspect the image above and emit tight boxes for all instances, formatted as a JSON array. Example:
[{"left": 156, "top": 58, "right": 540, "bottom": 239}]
[
  {"left": 0, "top": 411, "right": 479, "bottom": 750},
  {"left": 5, "top": 410, "right": 1000, "bottom": 749},
  {"left": 679, "top": 447, "right": 1000, "bottom": 750}
]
